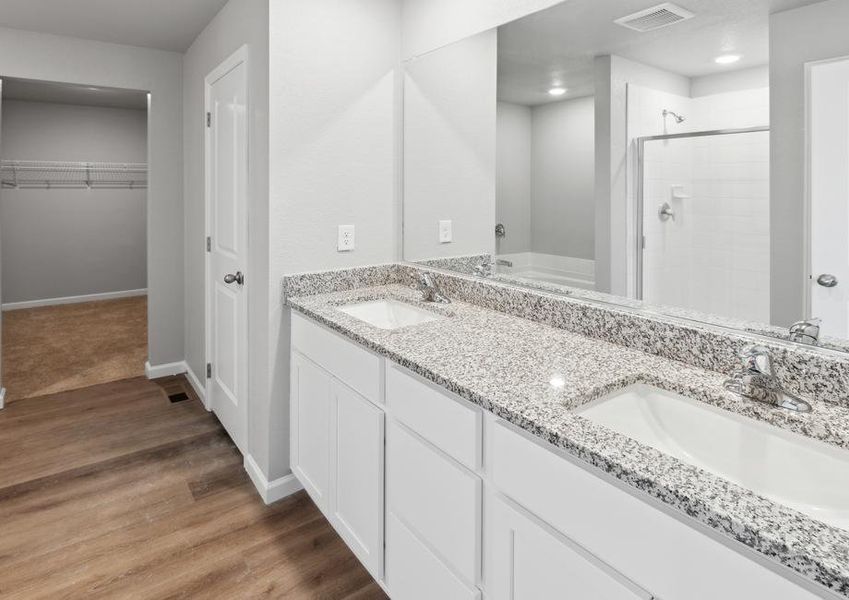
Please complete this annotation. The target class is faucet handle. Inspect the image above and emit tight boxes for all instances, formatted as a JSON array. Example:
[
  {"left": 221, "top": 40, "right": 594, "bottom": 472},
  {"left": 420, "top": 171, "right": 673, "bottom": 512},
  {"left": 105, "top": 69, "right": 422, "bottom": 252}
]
[
  {"left": 789, "top": 318, "right": 821, "bottom": 345},
  {"left": 738, "top": 345, "right": 775, "bottom": 376}
]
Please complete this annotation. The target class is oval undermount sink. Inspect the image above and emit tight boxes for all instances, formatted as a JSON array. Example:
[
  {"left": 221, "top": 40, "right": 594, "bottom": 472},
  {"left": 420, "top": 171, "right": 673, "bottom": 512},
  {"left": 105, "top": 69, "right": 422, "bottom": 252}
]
[
  {"left": 576, "top": 384, "right": 849, "bottom": 530},
  {"left": 337, "top": 299, "right": 445, "bottom": 330}
]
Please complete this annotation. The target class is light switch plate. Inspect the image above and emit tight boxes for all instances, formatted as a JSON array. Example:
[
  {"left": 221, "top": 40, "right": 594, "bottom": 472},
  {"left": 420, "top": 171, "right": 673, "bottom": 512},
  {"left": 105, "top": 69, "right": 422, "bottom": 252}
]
[
  {"left": 438, "top": 220, "right": 453, "bottom": 243},
  {"left": 338, "top": 224, "right": 355, "bottom": 251}
]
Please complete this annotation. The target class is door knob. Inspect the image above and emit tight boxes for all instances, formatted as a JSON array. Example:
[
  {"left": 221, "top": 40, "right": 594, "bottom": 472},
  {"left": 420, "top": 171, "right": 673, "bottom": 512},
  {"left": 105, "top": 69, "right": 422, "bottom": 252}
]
[
  {"left": 224, "top": 271, "right": 245, "bottom": 285},
  {"left": 817, "top": 273, "right": 838, "bottom": 288}
]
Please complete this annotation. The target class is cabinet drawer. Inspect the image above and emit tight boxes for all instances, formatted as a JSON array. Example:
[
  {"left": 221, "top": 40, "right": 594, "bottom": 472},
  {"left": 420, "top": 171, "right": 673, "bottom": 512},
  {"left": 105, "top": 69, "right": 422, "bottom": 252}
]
[
  {"left": 489, "top": 419, "right": 822, "bottom": 600},
  {"left": 386, "top": 364, "right": 482, "bottom": 470},
  {"left": 387, "top": 421, "right": 481, "bottom": 584},
  {"left": 291, "top": 312, "right": 382, "bottom": 404},
  {"left": 386, "top": 512, "right": 480, "bottom": 600}
]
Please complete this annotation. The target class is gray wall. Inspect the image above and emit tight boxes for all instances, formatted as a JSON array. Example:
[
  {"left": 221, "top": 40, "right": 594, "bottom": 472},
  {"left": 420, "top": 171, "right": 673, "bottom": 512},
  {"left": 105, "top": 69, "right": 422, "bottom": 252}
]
[
  {"left": 1, "top": 100, "right": 147, "bottom": 304},
  {"left": 770, "top": 0, "right": 849, "bottom": 326},
  {"left": 403, "top": 29, "right": 497, "bottom": 261},
  {"left": 268, "top": 0, "right": 401, "bottom": 482},
  {"left": 531, "top": 95, "right": 594, "bottom": 259},
  {"left": 0, "top": 25, "right": 183, "bottom": 374},
  {"left": 496, "top": 101, "right": 532, "bottom": 254}
]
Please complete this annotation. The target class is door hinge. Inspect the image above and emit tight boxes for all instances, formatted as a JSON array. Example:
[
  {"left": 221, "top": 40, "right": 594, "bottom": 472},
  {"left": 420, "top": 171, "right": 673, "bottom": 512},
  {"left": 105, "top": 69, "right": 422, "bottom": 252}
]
[
  {"left": 642, "top": 235, "right": 646, "bottom": 249},
  {"left": 206, "top": 236, "right": 211, "bottom": 252},
  {"left": 206, "top": 363, "right": 212, "bottom": 378},
  {"left": 206, "top": 112, "right": 212, "bottom": 128}
]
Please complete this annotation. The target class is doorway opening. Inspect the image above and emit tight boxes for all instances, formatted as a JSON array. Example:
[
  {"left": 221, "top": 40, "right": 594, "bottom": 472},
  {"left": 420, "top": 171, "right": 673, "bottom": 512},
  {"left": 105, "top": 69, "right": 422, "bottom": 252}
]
[{"left": 0, "top": 77, "right": 149, "bottom": 404}]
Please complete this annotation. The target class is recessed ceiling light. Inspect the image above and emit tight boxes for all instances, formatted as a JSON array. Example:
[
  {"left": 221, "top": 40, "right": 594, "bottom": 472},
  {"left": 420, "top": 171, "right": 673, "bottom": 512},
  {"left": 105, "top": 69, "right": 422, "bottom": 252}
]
[
  {"left": 548, "top": 87, "right": 567, "bottom": 97},
  {"left": 715, "top": 54, "right": 741, "bottom": 65}
]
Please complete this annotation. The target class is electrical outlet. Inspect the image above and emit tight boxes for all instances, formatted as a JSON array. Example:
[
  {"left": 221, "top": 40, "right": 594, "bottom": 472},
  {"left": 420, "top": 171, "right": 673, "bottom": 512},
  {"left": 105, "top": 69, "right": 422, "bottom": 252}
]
[
  {"left": 337, "top": 224, "right": 355, "bottom": 251},
  {"left": 438, "top": 220, "right": 453, "bottom": 244}
]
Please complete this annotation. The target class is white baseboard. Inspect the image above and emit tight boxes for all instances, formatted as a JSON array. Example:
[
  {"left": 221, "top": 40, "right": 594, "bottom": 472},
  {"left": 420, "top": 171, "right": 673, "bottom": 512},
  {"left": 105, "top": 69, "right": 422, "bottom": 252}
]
[
  {"left": 184, "top": 364, "right": 208, "bottom": 409},
  {"left": 2, "top": 288, "right": 147, "bottom": 311},
  {"left": 244, "top": 454, "right": 303, "bottom": 505},
  {"left": 144, "top": 360, "right": 187, "bottom": 380},
  {"left": 0, "top": 387, "right": 5, "bottom": 410}
]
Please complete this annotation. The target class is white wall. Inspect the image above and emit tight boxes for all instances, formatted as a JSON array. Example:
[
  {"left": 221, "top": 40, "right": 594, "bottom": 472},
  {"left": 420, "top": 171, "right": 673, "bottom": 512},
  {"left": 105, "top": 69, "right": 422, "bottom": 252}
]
[
  {"left": 0, "top": 26, "right": 183, "bottom": 376},
  {"left": 691, "top": 65, "right": 769, "bottom": 98},
  {"left": 401, "top": 0, "right": 562, "bottom": 59},
  {"left": 1, "top": 100, "right": 147, "bottom": 304},
  {"left": 496, "top": 101, "right": 532, "bottom": 254},
  {"left": 268, "top": 0, "right": 401, "bottom": 481},
  {"left": 182, "top": 0, "right": 269, "bottom": 450},
  {"left": 595, "top": 55, "right": 691, "bottom": 296},
  {"left": 404, "top": 29, "right": 497, "bottom": 261},
  {"left": 770, "top": 0, "right": 849, "bottom": 327},
  {"left": 531, "top": 95, "right": 594, "bottom": 260}
]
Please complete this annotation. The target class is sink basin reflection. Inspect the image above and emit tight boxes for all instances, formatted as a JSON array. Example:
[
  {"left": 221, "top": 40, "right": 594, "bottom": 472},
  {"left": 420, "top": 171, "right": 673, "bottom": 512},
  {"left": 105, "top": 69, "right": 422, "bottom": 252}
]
[
  {"left": 337, "top": 299, "right": 444, "bottom": 330},
  {"left": 576, "top": 384, "right": 849, "bottom": 530}
]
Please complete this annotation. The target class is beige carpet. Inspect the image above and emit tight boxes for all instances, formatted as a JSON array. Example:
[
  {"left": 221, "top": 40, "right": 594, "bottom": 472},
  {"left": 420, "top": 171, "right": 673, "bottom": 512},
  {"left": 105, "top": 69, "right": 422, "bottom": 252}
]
[{"left": 2, "top": 296, "right": 147, "bottom": 402}]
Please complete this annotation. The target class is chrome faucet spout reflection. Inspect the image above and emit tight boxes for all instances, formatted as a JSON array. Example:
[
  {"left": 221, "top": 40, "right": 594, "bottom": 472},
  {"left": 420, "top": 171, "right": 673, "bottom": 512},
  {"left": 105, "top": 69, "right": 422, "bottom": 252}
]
[
  {"left": 416, "top": 273, "right": 451, "bottom": 304},
  {"left": 724, "top": 345, "right": 812, "bottom": 413}
]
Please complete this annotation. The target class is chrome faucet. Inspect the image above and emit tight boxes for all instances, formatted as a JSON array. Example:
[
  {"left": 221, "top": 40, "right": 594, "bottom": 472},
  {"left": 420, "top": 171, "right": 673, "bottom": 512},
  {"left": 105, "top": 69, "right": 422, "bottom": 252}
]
[
  {"left": 789, "top": 318, "right": 821, "bottom": 346},
  {"left": 724, "top": 345, "right": 812, "bottom": 412},
  {"left": 417, "top": 273, "right": 451, "bottom": 303},
  {"left": 473, "top": 261, "right": 492, "bottom": 278}
]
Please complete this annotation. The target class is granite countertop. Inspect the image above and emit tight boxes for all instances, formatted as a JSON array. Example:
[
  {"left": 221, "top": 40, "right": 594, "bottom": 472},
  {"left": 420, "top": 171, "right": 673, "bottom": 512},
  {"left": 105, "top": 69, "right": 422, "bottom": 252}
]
[{"left": 288, "top": 284, "right": 849, "bottom": 597}]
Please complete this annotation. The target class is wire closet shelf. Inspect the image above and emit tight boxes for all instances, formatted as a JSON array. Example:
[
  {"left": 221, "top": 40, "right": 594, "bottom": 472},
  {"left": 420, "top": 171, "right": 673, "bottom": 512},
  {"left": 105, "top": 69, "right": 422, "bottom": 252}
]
[{"left": 0, "top": 160, "right": 147, "bottom": 189}]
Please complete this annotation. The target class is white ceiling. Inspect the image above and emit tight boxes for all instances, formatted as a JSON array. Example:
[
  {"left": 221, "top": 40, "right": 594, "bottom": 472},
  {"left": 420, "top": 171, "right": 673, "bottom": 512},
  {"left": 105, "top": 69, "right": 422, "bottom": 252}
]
[
  {"left": 498, "top": 0, "right": 822, "bottom": 106},
  {"left": 2, "top": 77, "right": 148, "bottom": 110},
  {"left": 0, "top": 0, "right": 229, "bottom": 52}
]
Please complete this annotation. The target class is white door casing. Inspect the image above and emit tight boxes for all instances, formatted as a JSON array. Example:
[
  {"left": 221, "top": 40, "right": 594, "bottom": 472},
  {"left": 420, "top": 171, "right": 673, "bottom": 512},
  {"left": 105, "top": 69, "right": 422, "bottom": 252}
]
[
  {"left": 205, "top": 46, "right": 249, "bottom": 452},
  {"left": 808, "top": 56, "right": 849, "bottom": 338}
]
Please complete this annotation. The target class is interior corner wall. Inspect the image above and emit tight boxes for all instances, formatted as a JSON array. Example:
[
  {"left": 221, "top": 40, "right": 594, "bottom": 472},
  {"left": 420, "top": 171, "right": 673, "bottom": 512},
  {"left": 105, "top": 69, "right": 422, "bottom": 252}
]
[
  {"left": 0, "top": 26, "right": 183, "bottom": 370},
  {"left": 268, "top": 0, "right": 401, "bottom": 481},
  {"left": 531, "top": 95, "right": 595, "bottom": 260},
  {"left": 1, "top": 100, "right": 147, "bottom": 304},
  {"left": 770, "top": 0, "right": 849, "bottom": 327},
  {"left": 401, "top": 0, "right": 563, "bottom": 59},
  {"left": 594, "top": 55, "right": 690, "bottom": 296},
  {"left": 182, "top": 0, "right": 270, "bottom": 472},
  {"left": 496, "top": 101, "right": 532, "bottom": 255}
]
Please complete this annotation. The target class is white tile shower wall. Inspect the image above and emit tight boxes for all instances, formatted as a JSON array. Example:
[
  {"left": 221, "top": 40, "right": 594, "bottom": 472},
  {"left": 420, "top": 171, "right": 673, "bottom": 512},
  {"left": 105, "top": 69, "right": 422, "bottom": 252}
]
[
  {"left": 630, "top": 84, "right": 770, "bottom": 322},
  {"left": 643, "top": 131, "right": 771, "bottom": 323}
]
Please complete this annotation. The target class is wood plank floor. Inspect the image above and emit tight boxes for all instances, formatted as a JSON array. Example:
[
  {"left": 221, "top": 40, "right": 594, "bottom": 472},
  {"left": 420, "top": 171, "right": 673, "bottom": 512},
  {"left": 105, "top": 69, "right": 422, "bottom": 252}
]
[{"left": 0, "top": 375, "right": 388, "bottom": 599}]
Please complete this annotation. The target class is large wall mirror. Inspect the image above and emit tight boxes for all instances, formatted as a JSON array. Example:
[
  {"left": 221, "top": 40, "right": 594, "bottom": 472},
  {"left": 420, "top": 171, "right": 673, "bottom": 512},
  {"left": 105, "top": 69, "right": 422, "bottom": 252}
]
[{"left": 402, "top": 0, "right": 849, "bottom": 352}]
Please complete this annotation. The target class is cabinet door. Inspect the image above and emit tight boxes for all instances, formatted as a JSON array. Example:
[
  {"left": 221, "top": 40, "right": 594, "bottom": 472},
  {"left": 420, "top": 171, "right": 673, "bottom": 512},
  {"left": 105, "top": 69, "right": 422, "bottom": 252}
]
[
  {"left": 332, "top": 383, "right": 385, "bottom": 580},
  {"left": 485, "top": 495, "right": 650, "bottom": 600},
  {"left": 290, "top": 353, "right": 332, "bottom": 509}
]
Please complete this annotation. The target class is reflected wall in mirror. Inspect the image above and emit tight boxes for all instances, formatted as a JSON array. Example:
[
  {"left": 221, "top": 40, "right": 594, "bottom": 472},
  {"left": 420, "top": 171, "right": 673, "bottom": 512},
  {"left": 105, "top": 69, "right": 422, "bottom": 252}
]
[{"left": 402, "top": 0, "right": 849, "bottom": 352}]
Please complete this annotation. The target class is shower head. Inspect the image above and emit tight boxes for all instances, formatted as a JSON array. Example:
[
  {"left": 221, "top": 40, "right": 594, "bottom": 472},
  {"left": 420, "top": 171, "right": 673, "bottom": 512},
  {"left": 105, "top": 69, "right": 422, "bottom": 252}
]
[{"left": 663, "top": 109, "right": 685, "bottom": 124}]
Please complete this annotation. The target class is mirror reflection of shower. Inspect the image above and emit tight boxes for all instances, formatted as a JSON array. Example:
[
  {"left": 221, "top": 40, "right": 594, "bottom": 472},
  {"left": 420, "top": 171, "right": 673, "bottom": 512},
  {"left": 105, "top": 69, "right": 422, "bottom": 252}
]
[{"left": 662, "top": 109, "right": 686, "bottom": 124}]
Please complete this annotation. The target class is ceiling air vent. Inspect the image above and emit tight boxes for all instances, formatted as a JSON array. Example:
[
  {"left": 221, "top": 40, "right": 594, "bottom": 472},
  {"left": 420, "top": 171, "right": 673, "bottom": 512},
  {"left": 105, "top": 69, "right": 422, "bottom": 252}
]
[{"left": 614, "top": 3, "right": 694, "bottom": 32}]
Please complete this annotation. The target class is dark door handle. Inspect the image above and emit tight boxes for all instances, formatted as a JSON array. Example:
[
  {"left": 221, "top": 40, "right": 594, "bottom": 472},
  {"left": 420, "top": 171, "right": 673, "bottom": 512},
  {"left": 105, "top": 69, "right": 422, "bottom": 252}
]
[{"left": 224, "top": 271, "right": 245, "bottom": 285}]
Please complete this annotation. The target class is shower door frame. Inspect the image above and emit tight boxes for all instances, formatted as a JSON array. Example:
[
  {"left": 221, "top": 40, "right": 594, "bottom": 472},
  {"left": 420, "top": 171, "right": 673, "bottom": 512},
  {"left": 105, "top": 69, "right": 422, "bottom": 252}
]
[{"left": 634, "top": 125, "right": 770, "bottom": 300}]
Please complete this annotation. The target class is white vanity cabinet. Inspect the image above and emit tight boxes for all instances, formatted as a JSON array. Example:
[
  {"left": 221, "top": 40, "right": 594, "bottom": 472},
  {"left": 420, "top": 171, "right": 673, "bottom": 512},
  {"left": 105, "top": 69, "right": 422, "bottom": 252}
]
[
  {"left": 485, "top": 494, "right": 650, "bottom": 600},
  {"left": 290, "top": 314, "right": 385, "bottom": 580},
  {"left": 384, "top": 364, "right": 483, "bottom": 599},
  {"left": 289, "top": 312, "right": 830, "bottom": 600}
]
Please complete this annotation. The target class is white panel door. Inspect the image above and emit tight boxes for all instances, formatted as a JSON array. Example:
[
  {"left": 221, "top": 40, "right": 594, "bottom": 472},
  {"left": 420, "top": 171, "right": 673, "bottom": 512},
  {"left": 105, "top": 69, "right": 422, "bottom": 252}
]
[
  {"left": 332, "top": 383, "right": 385, "bottom": 579},
  {"left": 484, "top": 495, "right": 649, "bottom": 600},
  {"left": 206, "top": 49, "right": 248, "bottom": 452},
  {"left": 810, "top": 57, "right": 849, "bottom": 337}
]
